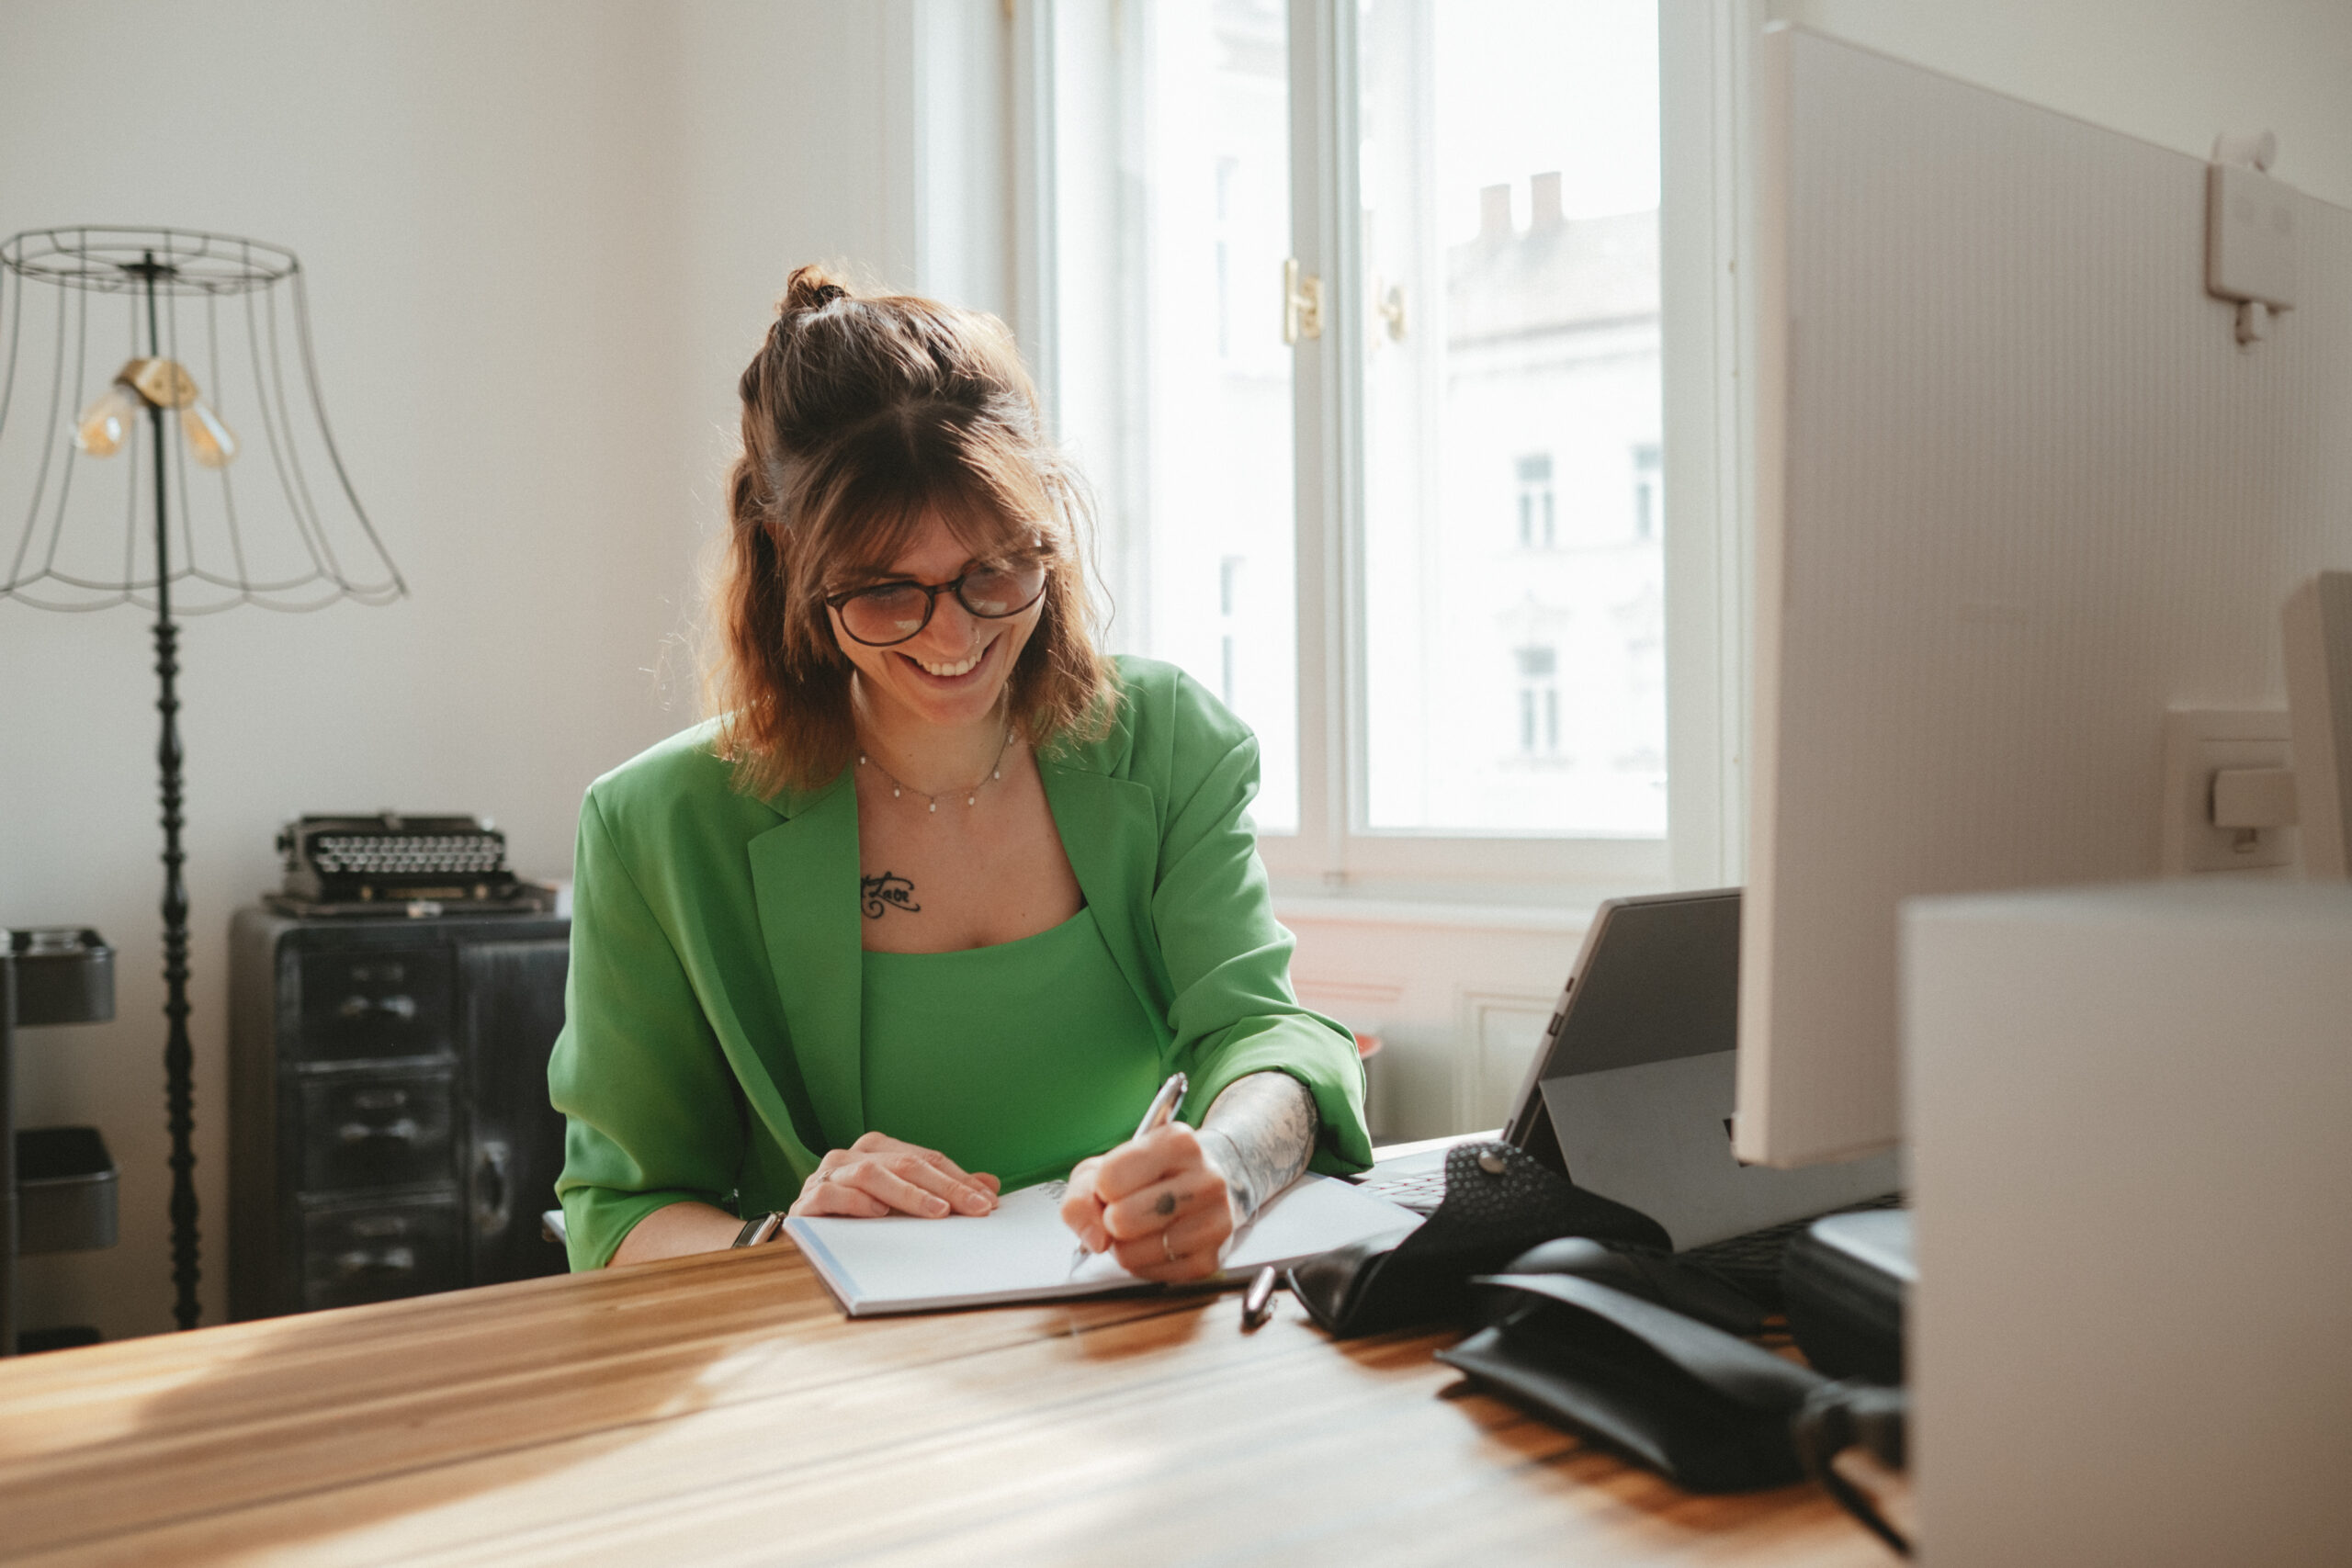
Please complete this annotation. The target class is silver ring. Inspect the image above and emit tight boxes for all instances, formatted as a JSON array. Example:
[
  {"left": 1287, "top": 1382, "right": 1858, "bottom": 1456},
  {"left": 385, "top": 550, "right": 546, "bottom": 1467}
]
[{"left": 1161, "top": 1230, "right": 1175, "bottom": 1264}]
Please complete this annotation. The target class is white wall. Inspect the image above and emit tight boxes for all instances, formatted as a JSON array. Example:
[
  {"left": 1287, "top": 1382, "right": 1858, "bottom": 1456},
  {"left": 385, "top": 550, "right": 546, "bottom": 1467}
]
[
  {"left": 0, "top": 0, "right": 926, "bottom": 1342},
  {"left": 1770, "top": 0, "right": 2352, "bottom": 208}
]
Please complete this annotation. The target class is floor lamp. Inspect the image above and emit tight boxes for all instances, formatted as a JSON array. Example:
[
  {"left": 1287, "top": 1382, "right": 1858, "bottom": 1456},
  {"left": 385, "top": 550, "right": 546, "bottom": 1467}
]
[{"left": 0, "top": 228, "right": 405, "bottom": 1331}]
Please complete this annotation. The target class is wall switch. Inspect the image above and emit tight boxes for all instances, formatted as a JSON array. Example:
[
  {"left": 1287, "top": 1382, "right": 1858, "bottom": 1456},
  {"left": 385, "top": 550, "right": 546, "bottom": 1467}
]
[
  {"left": 2161, "top": 710, "right": 2299, "bottom": 874},
  {"left": 2211, "top": 766, "right": 2298, "bottom": 829}
]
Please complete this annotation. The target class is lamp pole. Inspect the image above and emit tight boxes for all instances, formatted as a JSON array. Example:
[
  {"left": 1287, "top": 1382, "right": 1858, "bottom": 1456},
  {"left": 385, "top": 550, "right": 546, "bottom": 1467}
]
[
  {"left": 129, "top": 251, "right": 199, "bottom": 1332},
  {"left": 3, "top": 229, "right": 406, "bottom": 1337}
]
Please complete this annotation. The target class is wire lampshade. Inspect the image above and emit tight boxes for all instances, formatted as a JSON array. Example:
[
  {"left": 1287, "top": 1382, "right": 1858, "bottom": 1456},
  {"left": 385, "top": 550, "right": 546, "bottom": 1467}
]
[
  {"left": 0, "top": 225, "right": 404, "bottom": 1337},
  {"left": 0, "top": 226, "right": 403, "bottom": 612}
]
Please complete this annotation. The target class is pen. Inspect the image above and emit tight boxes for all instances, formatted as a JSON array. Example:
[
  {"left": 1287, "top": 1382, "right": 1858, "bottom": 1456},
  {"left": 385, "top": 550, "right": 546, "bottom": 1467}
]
[
  {"left": 1239, "top": 1264, "right": 1279, "bottom": 1330},
  {"left": 1069, "top": 1069, "right": 1188, "bottom": 1276}
]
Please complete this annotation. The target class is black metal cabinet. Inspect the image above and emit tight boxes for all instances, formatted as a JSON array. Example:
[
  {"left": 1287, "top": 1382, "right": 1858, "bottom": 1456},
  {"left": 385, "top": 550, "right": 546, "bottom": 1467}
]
[
  {"left": 229, "top": 909, "right": 571, "bottom": 1320},
  {"left": 5, "top": 929, "right": 119, "bottom": 1356}
]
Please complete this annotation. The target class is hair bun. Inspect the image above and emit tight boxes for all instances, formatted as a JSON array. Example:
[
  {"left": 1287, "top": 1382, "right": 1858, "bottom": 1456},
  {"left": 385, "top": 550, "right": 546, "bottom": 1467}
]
[{"left": 784, "top": 265, "right": 850, "bottom": 315}]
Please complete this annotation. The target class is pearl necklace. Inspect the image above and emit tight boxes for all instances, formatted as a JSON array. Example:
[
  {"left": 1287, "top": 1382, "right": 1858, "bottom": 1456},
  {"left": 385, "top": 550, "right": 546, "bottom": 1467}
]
[{"left": 857, "top": 727, "right": 1014, "bottom": 813}]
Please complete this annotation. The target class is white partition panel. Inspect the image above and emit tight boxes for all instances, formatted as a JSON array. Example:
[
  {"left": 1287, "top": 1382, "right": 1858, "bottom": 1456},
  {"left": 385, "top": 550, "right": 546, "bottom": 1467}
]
[
  {"left": 1905, "top": 883, "right": 2352, "bottom": 1567},
  {"left": 1737, "top": 26, "right": 2352, "bottom": 1167}
]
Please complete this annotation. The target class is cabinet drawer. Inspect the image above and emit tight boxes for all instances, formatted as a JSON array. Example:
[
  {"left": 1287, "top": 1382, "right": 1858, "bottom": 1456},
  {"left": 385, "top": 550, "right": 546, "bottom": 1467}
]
[
  {"left": 296, "top": 1073, "right": 457, "bottom": 1193},
  {"left": 301, "top": 1198, "right": 464, "bottom": 1311},
  {"left": 297, "top": 947, "right": 453, "bottom": 1060}
]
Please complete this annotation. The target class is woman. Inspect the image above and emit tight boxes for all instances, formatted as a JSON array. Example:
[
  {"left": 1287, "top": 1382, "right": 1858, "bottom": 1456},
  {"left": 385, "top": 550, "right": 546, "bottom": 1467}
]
[{"left": 550, "top": 266, "right": 1371, "bottom": 1280}]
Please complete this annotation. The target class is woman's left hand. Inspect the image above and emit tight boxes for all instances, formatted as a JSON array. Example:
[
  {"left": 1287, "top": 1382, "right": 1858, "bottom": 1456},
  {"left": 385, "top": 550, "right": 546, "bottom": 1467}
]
[{"left": 1060, "top": 1121, "right": 1237, "bottom": 1283}]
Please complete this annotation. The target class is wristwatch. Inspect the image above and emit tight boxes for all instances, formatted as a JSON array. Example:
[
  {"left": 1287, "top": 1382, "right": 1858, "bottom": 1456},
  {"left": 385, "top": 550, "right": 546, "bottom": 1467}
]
[{"left": 732, "top": 1211, "right": 785, "bottom": 1247}]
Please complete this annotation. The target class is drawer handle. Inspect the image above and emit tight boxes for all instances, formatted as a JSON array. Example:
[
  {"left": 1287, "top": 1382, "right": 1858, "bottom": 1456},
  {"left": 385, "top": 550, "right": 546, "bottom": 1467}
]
[
  {"left": 332, "top": 1246, "right": 416, "bottom": 1280},
  {"left": 338, "top": 1117, "right": 423, "bottom": 1145},
  {"left": 337, "top": 994, "right": 418, "bottom": 1021},
  {"left": 350, "top": 1089, "right": 409, "bottom": 1112},
  {"left": 474, "top": 1138, "right": 513, "bottom": 1238}
]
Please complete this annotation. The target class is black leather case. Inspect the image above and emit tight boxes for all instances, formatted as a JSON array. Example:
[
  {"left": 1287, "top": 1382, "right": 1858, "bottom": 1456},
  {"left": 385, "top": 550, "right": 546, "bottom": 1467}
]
[
  {"left": 1441, "top": 1271, "right": 1829, "bottom": 1494},
  {"left": 1287, "top": 1142, "right": 1668, "bottom": 1337}
]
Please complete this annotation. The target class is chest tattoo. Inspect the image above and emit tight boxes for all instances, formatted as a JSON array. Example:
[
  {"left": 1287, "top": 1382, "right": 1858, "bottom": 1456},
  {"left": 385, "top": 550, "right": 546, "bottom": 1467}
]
[{"left": 861, "top": 871, "right": 922, "bottom": 919}]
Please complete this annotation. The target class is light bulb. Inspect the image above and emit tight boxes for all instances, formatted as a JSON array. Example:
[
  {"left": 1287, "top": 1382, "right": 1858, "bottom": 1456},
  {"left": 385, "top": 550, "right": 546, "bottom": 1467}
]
[
  {"left": 74, "top": 381, "right": 141, "bottom": 457},
  {"left": 182, "top": 398, "right": 238, "bottom": 468}
]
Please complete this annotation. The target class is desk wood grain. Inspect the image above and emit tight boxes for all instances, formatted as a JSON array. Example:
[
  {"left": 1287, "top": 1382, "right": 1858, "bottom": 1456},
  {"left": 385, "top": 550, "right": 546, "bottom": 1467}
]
[{"left": 0, "top": 1244, "right": 1890, "bottom": 1565}]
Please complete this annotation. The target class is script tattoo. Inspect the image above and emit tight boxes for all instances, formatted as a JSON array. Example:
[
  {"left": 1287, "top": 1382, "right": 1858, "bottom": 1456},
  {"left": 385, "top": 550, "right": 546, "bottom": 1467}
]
[{"left": 861, "top": 872, "right": 922, "bottom": 920}]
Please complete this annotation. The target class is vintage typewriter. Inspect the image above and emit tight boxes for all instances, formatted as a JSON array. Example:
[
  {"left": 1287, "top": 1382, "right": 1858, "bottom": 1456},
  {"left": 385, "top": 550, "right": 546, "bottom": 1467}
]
[{"left": 269, "top": 813, "right": 556, "bottom": 917}]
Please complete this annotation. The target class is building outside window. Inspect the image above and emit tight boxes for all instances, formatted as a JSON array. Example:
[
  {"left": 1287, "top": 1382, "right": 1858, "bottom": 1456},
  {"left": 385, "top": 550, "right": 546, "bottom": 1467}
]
[{"left": 1393, "top": 164, "right": 1662, "bottom": 830}]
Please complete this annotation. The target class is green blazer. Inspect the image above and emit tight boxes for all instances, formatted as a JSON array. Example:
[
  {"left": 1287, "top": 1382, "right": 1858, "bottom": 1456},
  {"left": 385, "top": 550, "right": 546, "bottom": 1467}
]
[{"left": 550, "top": 656, "right": 1374, "bottom": 1269}]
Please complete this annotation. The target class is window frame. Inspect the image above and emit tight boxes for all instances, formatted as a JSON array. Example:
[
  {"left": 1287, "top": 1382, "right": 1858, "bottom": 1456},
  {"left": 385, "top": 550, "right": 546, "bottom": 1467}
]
[{"left": 1010, "top": 0, "right": 1754, "bottom": 901}]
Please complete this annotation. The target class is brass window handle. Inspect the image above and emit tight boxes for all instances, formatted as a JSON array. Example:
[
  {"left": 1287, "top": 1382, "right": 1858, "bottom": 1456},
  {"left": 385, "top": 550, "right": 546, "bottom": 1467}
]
[{"left": 1283, "top": 258, "right": 1323, "bottom": 344}]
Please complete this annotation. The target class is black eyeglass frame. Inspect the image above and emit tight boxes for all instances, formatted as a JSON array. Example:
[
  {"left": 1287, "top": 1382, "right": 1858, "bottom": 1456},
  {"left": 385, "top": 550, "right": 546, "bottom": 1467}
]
[{"left": 821, "top": 562, "right": 1049, "bottom": 649}]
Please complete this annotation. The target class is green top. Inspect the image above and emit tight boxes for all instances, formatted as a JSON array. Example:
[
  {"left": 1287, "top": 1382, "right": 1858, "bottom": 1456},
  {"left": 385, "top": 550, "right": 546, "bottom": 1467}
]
[
  {"left": 549, "top": 655, "right": 1374, "bottom": 1270},
  {"left": 861, "top": 906, "right": 1164, "bottom": 1193}
]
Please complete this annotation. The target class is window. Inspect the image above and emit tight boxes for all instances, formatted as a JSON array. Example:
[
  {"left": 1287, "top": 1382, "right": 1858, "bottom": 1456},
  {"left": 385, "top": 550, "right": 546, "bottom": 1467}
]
[
  {"left": 1515, "top": 454, "right": 1555, "bottom": 548},
  {"left": 1218, "top": 553, "right": 1245, "bottom": 706},
  {"left": 1047, "top": 0, "right": 1300, "bottom": 833},
  {"left": 1215, "top": 156, "right": 1242, "bottom": 360},
  {"left": 1631, "top": 442, "right": 1661, "bottom": 540},
  {"left": 1033, "top": 0, "right": 1730, "bottom": 891},
  {"left": 1513, "top": 643, "right": 1560, "bottom": 756}
]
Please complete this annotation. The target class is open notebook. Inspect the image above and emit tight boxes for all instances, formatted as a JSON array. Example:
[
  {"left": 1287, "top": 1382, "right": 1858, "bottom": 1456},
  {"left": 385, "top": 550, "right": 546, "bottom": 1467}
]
[{"left": 785, "top": 1174, "right": 1421, "bottom": 1317}]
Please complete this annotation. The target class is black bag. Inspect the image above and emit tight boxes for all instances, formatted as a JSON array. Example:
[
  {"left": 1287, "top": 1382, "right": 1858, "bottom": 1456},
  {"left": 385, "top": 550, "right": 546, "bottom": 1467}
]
[
  {"left": 1286, "top": 1142, "right": 1669, "bottom": 1337},
  {"left": 1438, "top": 1270, "right": 1829, "bottom": 1494}
]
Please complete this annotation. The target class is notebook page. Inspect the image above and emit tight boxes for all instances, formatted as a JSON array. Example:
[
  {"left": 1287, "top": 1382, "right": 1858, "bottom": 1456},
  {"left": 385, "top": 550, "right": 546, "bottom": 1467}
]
[
  {"left": 1223, "top": 1175, "right": 1422, "bottom": 1270},
  {"left": 786, "top": 1174, "right": 1421, "bottom": 1317},
  {"left": 788, "top": 1182, "right": 1127, "bottom": 1315}
]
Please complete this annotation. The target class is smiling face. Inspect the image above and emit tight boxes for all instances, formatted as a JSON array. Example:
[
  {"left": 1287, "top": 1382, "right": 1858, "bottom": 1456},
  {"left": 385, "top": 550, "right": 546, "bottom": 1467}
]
[{"left": 826, "top": 513, "right": 1046, "bottom": 739}]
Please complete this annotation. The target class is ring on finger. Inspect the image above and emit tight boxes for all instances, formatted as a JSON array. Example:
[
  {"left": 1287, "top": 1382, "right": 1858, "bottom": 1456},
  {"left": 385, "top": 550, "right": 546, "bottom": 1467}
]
[{"left": 1161, "top": 1230, "right": 1175, "bottom": 1264}]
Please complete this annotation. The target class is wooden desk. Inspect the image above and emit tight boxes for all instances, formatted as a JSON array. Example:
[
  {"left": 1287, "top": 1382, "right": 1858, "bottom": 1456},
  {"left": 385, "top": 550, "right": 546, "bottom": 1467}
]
[{"left": 0, "top": 1243, "right": 1888, "bottom": 1565}]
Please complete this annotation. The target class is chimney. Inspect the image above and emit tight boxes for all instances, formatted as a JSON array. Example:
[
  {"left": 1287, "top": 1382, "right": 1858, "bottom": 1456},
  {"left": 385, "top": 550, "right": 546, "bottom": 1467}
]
[
  {"left": 1478, "top": 183, "right": 1513, "bottom": 244},
  {"left": 1532, "top": 171, "right": 1564, "bottom": 229}
]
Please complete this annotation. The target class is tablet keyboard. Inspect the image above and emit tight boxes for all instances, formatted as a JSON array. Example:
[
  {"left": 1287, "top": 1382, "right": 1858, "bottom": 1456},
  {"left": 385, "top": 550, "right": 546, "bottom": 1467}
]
[
  {"left": 1352, "top": 1168, "right": 1450, "bottom": 1213},
  {"left": 1675, "top": 1193, "right": 1906, "bottom": 1306},
  {"left": 1352, "top": 1156, "right": 1902, "bottom": 1308}
]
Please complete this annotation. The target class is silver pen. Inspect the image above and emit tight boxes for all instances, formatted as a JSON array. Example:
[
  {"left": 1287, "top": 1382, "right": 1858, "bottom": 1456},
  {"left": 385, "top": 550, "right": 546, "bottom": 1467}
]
[{"left": 1068, "top": 1070, "right": 1188, "bottom": 1276}]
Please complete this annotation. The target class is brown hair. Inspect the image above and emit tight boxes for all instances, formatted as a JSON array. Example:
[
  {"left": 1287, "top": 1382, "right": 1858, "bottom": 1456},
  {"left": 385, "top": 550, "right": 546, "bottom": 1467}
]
[{"left": 705, "top": 265, "right": 1113, "bottom": 797}]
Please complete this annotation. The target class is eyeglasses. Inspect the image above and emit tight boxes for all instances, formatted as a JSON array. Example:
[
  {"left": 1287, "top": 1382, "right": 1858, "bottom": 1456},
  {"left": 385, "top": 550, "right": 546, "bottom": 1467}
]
[{"left": 823, "top": 559, "right": 1048, "bottom": 648}]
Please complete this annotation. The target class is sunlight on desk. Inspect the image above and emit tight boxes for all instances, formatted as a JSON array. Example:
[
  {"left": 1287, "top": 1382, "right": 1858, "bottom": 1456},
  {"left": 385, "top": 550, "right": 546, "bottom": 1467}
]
[{"left": 0, "top": 1240, "right": 1887, "bottom": 1565}]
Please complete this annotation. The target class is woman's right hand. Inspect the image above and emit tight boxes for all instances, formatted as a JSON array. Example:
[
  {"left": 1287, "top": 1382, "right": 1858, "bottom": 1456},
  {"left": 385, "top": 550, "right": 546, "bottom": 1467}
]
[{"left": 787, "top": 1131, "right": 1001, "bottom": 1219}]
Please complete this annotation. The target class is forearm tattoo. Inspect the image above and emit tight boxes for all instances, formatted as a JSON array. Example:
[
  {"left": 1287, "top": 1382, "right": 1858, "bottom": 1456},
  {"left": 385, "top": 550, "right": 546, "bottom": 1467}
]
[
  {"left": 861, "top": 872, "right": 920, "bottom": 919},
  {"left": 1199, "top": 1072, "right": 1317, "bottom": 1225}
]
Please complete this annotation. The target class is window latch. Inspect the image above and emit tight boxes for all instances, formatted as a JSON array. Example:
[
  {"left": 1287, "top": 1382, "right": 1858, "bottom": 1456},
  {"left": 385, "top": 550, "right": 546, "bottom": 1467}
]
[
  {"left": 1373, "top": 275, "right": 1407, "bottom": 343},
  {"left": 1283, "top": 258, "right": 1323, "bottom": 344}
]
